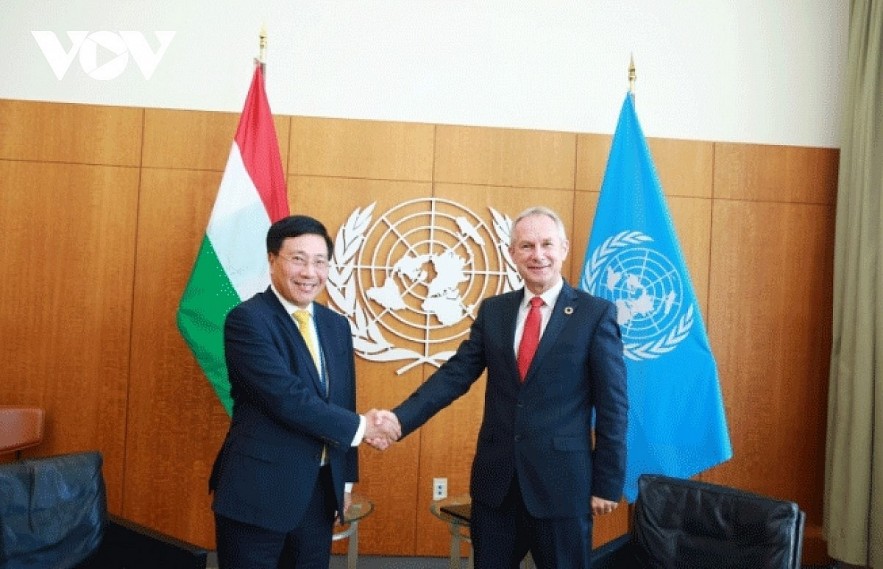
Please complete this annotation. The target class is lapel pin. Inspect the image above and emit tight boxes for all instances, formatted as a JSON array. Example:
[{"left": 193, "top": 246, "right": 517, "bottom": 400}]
[{"left": 564, "top": 306, "right": 574, "bottom": 315}]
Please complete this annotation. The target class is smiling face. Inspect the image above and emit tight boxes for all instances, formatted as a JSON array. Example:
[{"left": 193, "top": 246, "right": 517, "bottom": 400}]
[
  {"left": 269, "top": 234, "right": 330, "bottom": 309},
  {"left": 508, "top": 212, "right": 569, "bottom": 295}
]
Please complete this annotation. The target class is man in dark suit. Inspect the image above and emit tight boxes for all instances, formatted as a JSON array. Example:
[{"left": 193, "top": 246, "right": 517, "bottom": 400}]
[
  {"left": 383, "top": 206, "right": 628, "bottom": 568},
  {"left": 209, "top": 215, "right": 398, "bottom": 569}
]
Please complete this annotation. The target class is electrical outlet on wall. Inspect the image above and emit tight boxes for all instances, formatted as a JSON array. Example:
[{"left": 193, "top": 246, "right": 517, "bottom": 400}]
[{"left": 433, "top": 477, "right": 448, "bottom": 500}]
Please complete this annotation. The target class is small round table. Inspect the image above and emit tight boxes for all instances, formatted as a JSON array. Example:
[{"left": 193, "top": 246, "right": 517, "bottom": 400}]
[
  {"left": 333, "top": 493, "right": 374, "bottom": 569},
  {"left": 429, "top": 495, "right": 473, "bottom": 569},
  {"left": 429, "top": 495, "right": 535, "bottom": 569}
]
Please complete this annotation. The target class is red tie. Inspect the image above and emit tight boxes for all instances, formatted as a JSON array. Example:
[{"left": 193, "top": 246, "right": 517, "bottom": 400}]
[{"left": 517, "top": 297, "right": 544, "bottom": 382}]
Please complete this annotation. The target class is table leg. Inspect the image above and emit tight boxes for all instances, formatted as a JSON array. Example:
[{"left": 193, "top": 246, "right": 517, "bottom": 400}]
[
  {"left": 449, "top": 520, "right": 461, "bottom": 569},
  {"left": 347, "top": 520, "right": 359, "bottom": 569}
]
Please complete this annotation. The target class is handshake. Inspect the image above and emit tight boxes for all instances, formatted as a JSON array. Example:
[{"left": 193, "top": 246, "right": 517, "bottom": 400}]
[{"left": 363, "top": 409, "right": 401, "bottom": 450}]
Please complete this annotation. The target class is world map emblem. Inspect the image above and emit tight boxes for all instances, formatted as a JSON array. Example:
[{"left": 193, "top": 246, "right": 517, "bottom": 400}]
[
  {"left": 582, "top": 230, "right": 694, "bottom": 361},
  {"left": 326, "top": 198, "right": 521, "bottom": 374}
]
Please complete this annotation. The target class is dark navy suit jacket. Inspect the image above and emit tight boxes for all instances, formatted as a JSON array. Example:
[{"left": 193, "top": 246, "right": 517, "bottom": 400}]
[
  {"left": 209, "top": 288, "right": 360, "bottom": 532},
  {"left": 394, "top": 282, "right": 628, "bottom": 517}
]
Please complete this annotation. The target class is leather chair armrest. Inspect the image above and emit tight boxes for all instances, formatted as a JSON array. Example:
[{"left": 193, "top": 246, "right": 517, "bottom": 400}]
[{"left": 75, "top": 514, "right": 208, "bottom": 569}]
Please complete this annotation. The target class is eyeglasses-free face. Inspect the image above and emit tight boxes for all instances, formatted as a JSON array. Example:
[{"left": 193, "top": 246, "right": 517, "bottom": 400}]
[{"left": 508, "top": 213, "right": 569, "bottom": 296}]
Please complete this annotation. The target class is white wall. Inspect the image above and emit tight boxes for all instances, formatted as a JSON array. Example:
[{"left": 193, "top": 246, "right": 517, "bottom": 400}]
[{"left": 1, "top": 1, "right": 848, "bottom": 147}]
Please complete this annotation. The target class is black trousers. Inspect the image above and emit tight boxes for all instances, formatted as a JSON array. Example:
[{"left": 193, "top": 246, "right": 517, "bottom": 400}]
[
  {"left": 215, "top": 465, "right": 336, "bottom": 569},
  {"left": 471, "top": 475, "right": 592, "bottom": 569}
]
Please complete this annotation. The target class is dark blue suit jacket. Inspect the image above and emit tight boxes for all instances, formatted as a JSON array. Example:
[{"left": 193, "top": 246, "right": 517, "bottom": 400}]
[
  {"left": 394, "top": 282, "right": 628, "bottom": 518},
  {"left": 209, "top": 288, "right": 360, "bottom": 532}
]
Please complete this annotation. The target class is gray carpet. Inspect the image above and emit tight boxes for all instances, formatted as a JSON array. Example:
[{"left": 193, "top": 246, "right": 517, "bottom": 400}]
[
  {"left": 330, "top": 555, "right": 453, "bottom": 568},
  {"left": 336, "top": 557, "right": 834, "bottom": 568},
  {"left": 210, "top": 551, "right": 835, "bottom": 568},
  {"left": 207, "top": 552, "right": 456, "bottom": 568}
]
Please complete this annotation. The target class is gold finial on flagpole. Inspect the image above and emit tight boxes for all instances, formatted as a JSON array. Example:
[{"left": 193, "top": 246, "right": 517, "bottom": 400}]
[
  {"left": 628, "top": 53, "right": 636, "bottom": 94},
  {"left": 258, "top": 25, "right": 268, "bottom": 64}
]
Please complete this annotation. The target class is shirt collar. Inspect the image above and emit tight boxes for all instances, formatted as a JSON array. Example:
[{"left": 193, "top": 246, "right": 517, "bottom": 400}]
[
  {"left": 522, "top": 278, "right": 564, "bottom": 310},
  {"left": 270, "top": 285, "right": 313, "bottom": 316}
]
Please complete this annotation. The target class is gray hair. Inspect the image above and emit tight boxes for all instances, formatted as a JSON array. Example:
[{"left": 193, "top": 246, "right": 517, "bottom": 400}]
[{"left": 509, "top": 206, "right": 568, "bottom": 246}]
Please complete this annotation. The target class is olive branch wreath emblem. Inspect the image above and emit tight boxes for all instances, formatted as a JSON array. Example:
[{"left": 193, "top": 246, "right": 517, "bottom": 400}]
[
  {"left": 326, "top": 202, "right": 521, "bottom": 375},
  {"left": 583, "top": 230, "right": 694, "bottom": 361}
]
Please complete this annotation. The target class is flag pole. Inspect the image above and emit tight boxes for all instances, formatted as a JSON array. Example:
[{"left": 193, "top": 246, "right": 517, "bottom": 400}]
[
  {"left": 178, "top": 22, "right": 290, "bottom": 414},
  {"left": 257, "top": 25, "right": 267, "bottom": 70},
  {"left": 628, "top": 53, "right": 636, "bottom": 95}
]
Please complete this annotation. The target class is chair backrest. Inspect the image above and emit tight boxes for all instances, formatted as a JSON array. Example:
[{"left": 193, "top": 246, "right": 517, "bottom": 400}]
[
  {"left": 632, "top": 474, "right": 805, "bottom": 569},
  {"left": 0, "top": 451, "right": 107, "bottom": 569},
  {"left": 0, "top": 406, "right": 45, "bottom": 456}
]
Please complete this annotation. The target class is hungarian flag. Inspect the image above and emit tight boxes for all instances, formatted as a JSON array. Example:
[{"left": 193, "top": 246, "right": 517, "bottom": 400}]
[
  {"left": 177, "top": 64, "right": 289, "bottom": 414},
  {"left": 580, "top": 93, "right": 732, "bottom": 501}
]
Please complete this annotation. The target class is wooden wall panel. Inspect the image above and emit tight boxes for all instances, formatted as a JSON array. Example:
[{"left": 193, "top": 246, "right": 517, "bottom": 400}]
[
  {"left": 648, "top": 138, "right": 715, "bottom": 199},
  {"left": 348, "top": 360, "right": 424, "bottom": 556},
  {"left": 575, "top": 133, "right": 713, "bottom": 200},
  {"left": 124, "top": 167, "right": 231, "bottom": 545},
  {"left": 714, "top": 143, "right": 838, "bottom": 204},
  {"left": 0, "top": 159, "right": 139, "bottom": 509},
  {"left": 412, "top": 381, "right": 485, "bottom": 557},
  {"left": 569, "top": 189, "right": 599, "bottom": 282},
  {"left": 288, "top": 175, "right": 432, "bottom": 555},
  {"left": 0, "top": 100, "right": 142, "bottom": 166},
  {"left": 405, "top": 184, "right": 577, "bottom": 556},
  {"left": 706, "top": 199, "right": 834, "bottom": 563},
  {"left": 289, "top": 117, "right": 434, "bottom": 181},
  {"left": 435, "top": 125, "right": 576, "bottom": 189},
  {"left": 574, "top": 134, "right": 610, "bottom": 192},
  {"left": 142, "top": 108, "right": 290, "bottom": 172},
  {"left": 0, "top": 99, "right": 838, "bottom": 563},
  {"left": 667, "top": 196, "right": 714, "bottom": 313}
]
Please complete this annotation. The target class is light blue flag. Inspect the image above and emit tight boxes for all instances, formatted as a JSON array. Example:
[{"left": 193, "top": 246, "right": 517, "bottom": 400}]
[{"left": 580, "top": 93, "right": 732, "bottom": 501}]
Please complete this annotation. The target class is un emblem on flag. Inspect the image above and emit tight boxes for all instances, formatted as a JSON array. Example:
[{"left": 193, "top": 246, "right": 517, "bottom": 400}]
[
  {"left": 326, "top": 198, "right": 521, "bottom": 374},
  {"left": 583, "top": 230, "right": 694, "bottom": 361}
]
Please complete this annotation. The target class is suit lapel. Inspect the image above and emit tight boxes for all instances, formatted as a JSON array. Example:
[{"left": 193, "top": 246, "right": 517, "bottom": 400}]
[
  {"left": 312, "top": 308, "right": 332, "bottom": 396},
  {"left": 526, "top": 283, "right": 578, "bottom": 381},
  {"left": 503, "top": 290, "right": 524, "bottom": 382},
  {"left": 266, "top": 290, "right": 324, "bottom": 394}
]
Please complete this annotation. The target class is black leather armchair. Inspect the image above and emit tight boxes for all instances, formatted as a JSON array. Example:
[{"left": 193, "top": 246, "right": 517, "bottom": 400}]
[
  {"left": 593, "top": 474, "right": 805, "bottom": 569},
  {"left": 0, "top": 451, "right": 207, "bottom": 569}
]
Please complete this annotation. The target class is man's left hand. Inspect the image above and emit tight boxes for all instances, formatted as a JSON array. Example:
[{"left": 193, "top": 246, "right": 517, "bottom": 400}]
[{"left": 591, "top": 496, "right": 619, "bottom": 516}]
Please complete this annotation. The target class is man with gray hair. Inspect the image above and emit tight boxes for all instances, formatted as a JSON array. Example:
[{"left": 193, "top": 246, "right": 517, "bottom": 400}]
[{"left": 377, "top": 206, "right": 628, "bottom": 568}]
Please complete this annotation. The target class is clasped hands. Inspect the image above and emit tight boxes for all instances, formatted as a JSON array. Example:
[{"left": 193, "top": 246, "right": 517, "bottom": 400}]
[{"left": 363, "top": 409, "right": 401, "bottom": 450}]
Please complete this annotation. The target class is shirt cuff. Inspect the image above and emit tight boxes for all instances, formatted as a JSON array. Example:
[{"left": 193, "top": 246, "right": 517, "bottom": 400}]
[
  {"left": 351, "top": 414, "right": 366, "bottom": 446},
  {"left": 345, "top": 482, "right": 354, "bottom": 493}
]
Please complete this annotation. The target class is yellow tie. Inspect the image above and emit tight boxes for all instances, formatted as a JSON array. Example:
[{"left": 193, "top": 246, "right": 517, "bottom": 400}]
[
  {"left": 293, "top": 309, "right": 328, "bottom": 464},
  {"left": 293, "top": 310, "right": 320, "bottom": 370}
]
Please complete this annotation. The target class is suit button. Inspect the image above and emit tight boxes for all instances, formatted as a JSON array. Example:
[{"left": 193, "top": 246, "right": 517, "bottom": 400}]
[{"left": 514, "top": 434, "right": 522, "bottom": 442}]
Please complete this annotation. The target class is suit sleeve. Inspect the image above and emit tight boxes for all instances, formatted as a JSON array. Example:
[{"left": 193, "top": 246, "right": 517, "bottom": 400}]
[
  {"left": 225, "top": 303, "right": 361, "bottom": 449},
  {"left": 588, "top": 301, "right": 629, "bottom": 501},
  {"left": 393, "top": 300, "right": 489, "bottom": 437},
  {"left": 341, "top": 324, "right": 359, "bottom": 484}
]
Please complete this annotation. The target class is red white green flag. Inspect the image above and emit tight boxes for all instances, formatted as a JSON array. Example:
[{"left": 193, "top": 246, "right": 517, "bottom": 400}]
[{"left": 177, "top": 64, "right": 289, "bottom": 413}]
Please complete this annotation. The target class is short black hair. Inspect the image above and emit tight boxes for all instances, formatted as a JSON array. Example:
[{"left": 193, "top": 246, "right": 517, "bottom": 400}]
[{"left": 266, "top": 215, "right": 334, "bottom": 257}]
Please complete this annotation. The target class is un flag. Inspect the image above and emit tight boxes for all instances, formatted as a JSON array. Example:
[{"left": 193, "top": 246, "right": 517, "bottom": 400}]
[{"left": 580, "top": 93, "right": 732, "bottom": 501}]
